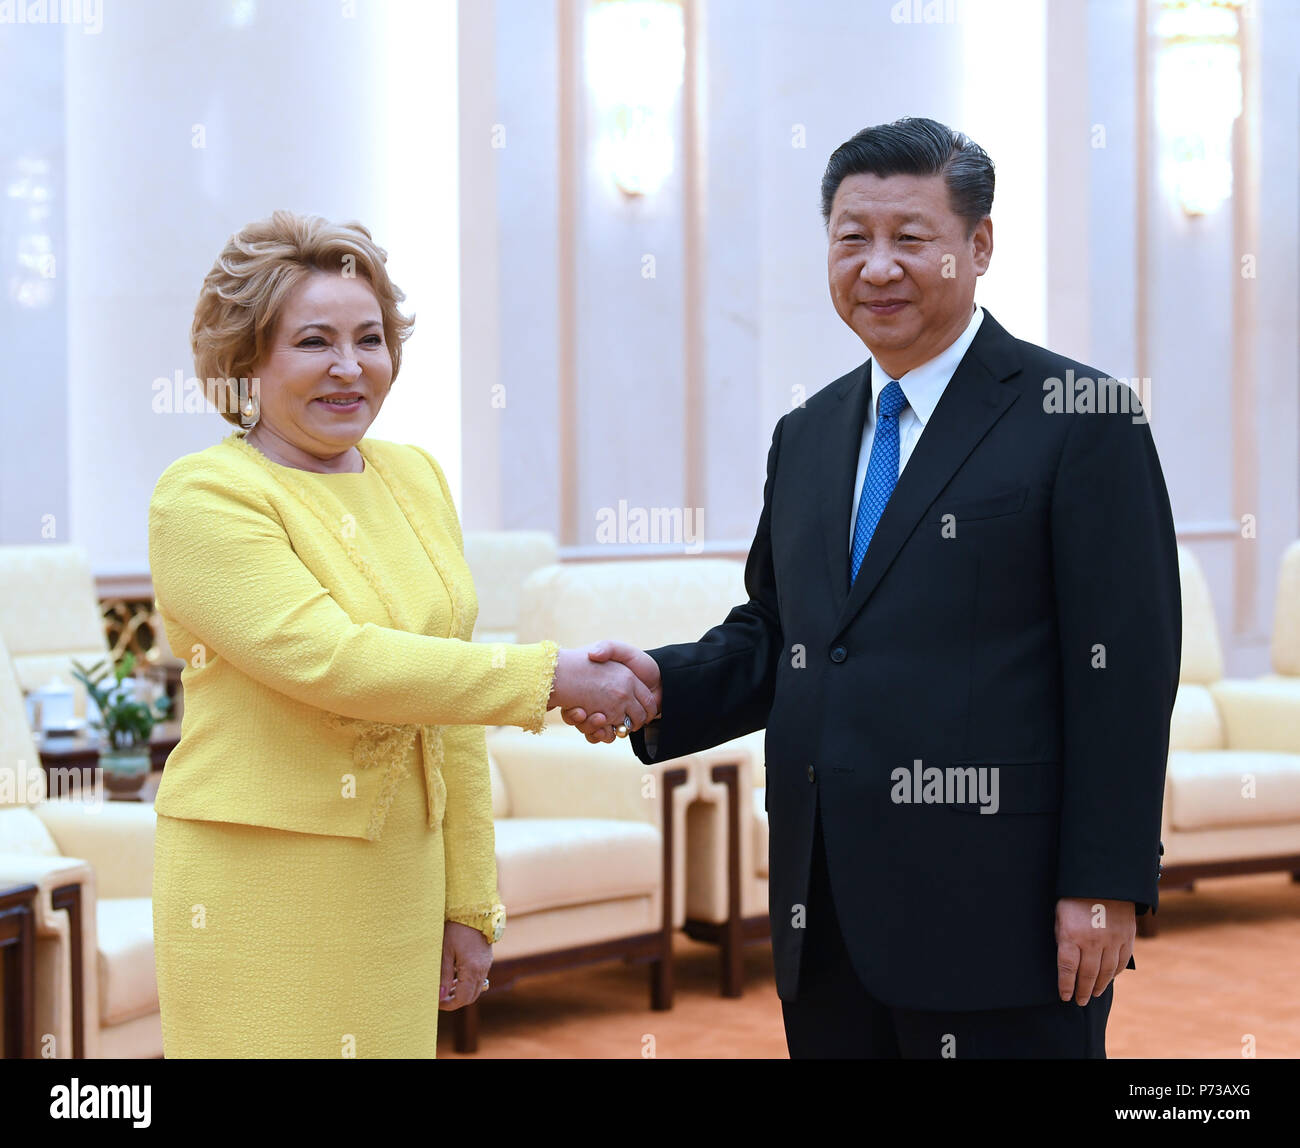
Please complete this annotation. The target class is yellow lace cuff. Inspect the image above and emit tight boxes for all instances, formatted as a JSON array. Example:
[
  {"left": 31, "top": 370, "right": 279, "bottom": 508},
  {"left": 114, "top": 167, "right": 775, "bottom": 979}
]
[
  {"left": 526, "top": 639, "right": 560, "bottom": 734},
  {"left": 447, "top": 901, "right": 506, "bottom": 945}
]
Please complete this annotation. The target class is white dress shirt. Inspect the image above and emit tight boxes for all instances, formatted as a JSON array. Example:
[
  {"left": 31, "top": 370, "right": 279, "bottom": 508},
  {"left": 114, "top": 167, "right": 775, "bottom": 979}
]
[{"left": 848, "top": 305, "right": 985, "bottom": 550}]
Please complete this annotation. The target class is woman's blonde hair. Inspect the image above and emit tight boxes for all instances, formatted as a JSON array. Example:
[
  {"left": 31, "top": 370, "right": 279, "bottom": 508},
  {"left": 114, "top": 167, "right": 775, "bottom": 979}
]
[{"left": 191, "top": 211, "right": 415, "bottom": 426}]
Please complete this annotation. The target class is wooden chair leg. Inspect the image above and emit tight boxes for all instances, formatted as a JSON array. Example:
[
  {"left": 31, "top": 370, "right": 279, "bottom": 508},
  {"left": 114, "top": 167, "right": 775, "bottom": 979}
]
[
  {"left": 452, "top": 1001, "right": 479, "bottom": 1054},
  {"left": 652, "top": 766, "right": 687, "bottom": 1012},
  {"left": 650, "top": 950, "right": 673, "bottom": 1011},
  {"left": 50, "top": 885, "right": 84, "bottom": 1058},
  {"left": 711, "top": 761, "right": 746, "bottom": 999}
]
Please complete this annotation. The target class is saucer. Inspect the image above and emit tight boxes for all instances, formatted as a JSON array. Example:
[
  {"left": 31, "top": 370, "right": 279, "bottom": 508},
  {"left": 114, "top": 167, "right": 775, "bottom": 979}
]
[{"left": 41, "top": 719, "right": 88, "bottom": 738}]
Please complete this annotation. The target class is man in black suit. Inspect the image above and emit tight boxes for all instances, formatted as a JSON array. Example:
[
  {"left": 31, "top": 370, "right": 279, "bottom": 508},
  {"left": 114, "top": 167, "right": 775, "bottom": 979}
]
[{"left": 563, "top": 117, "right": 1182, "bottom": 1058}]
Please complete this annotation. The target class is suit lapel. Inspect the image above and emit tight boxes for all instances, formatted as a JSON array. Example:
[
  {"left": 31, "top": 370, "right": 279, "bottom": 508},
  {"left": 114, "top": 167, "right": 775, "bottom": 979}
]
[
  {"left": 819, "top": 361, "right": 874, "bottom": 610},
  {"left": 832, "top": 310, "right": 1024, "bottom": 636}
]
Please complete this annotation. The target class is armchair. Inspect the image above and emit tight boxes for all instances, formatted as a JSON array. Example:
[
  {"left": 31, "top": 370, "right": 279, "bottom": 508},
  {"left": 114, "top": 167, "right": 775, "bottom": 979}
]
[
  {"left": 462, "top": 531, "right": 558, "bottom": 645},
  {"left": 1143, "top": 546, "right": 1300, "bottom": 935},
  {"left": 1265, "top": 540, "right": 1300, "bottom": 686},
  {"left": 449, "top": 730, "right": 697, "bottom": 1052},
  {"left": 0, "top": 628, "right": 159, "bottom": 1057},
  {"left": 0, "top": 545, "right": 113, "bottom": 720},
  {"left": 516, "top": 558, "right": 769, "bottom": 996}
]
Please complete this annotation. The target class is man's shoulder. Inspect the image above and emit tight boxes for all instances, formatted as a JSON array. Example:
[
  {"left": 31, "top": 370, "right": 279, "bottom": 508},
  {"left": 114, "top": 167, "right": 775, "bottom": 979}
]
[
  {"left": 1004, "top": 333, "right": 1117, "bottom": 390},
  {"left": 998, "top": 330, "right": 1152, "bottom": 431},
  {"left": 790, "top": 360, "right": 868, "bottom": 422}
]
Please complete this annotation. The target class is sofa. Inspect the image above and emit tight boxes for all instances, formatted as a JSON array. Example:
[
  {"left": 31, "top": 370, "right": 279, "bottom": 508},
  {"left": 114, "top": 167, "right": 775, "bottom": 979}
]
[
  {"left": 1264, "top": 540, "right": 1300, "bottom": 687},
  {"left": 1142, "top": 545, "right": 1300, "bottom": 935},
  {"left": 513, "top": 558, "right": 771, "bottom": 996},
  {"left": 462, "top": 531, "right": 558, "bottom": 645},
  {"left": 0, "top": 545, "right": 114, "bottom": 721},
  {"left": 0, "top": 627, "right": 160, "bottom": 1057},
  {"left": 451, "top": 729, "right": 698, "bottom": 1051}
]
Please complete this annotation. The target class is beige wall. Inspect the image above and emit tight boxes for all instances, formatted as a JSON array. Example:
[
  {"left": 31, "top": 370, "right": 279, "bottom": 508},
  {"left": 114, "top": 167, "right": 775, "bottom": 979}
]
[
  {"left": 460, "top": 0, "right": 1300, "bottom": 676},
  {"left": 7, "top": 0, "right": 1295, "bottom": 684}
]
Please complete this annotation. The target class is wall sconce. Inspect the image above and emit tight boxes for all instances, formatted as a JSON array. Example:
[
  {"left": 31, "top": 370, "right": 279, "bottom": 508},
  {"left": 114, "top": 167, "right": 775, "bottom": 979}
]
[
  {"left": 1154, "top": 0, "right": 1244, "bottom": 217},
  {"left": 585, "top": 0, "right": 685, "bottom": 199},
  {"left": 5, "top": 156, "right": 56, "bottom": 309}
]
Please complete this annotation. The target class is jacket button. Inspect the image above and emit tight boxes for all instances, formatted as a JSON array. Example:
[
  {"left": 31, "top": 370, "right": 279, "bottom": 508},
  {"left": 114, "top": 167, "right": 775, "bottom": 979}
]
[
  {"left": 807, "top": 764, "right": 816, "bottom": 783},
  {"left": 830, "top": 645, "right": 847, "bottom": 663}
]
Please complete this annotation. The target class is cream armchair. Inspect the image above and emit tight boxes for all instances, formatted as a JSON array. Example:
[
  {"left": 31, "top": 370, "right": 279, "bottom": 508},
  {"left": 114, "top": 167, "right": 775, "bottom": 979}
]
[
  {"left": 515, "top": 558, "right": 769, "bottom": 996},
  {"left": 449, "top": 732, "right": 698, "bottom": 1053},
  {"left": 0, "top": 545, "right": 113, "bottom": 721},
  {"left": 684, "top": 730, "right": 770, "bottom": 997},
  {"left": 462, "top": 531, "right": 558, "bottom": 645},
  {"left": 1265, "top": 540, "right": 1300, "bottom": 686},
  {"left": 1145, "top": 546, "right": 1300, "bottom": 934},
  {"left": 0, "top": 630, "right": 160, "bottom": 1057}
]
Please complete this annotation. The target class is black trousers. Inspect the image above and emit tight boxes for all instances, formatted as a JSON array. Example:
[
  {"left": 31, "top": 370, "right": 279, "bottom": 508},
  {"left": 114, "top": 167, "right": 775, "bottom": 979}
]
[{"left": 782, "top": 802, "right": 1113, "bottom": 1059}]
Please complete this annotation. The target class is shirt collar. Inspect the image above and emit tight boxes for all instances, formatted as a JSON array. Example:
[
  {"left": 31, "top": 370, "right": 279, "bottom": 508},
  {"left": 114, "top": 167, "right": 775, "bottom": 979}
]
[{"left": 869, "top": 304, "right": 985, "bottom": 428}]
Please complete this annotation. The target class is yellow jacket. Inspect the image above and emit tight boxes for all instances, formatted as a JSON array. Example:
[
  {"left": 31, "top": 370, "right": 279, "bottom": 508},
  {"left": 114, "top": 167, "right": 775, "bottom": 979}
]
[{"left": 148, "top": 430, "right": 558, "bottom": 939}]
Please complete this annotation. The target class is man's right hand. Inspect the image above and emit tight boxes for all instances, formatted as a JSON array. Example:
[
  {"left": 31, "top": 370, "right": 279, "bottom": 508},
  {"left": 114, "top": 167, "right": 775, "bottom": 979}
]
[
  {"left": 548, "top": 642, "right": 659, "bottom": 736},
  {"left": 558, "top": 641, "right": 662, "bottom": 743}
]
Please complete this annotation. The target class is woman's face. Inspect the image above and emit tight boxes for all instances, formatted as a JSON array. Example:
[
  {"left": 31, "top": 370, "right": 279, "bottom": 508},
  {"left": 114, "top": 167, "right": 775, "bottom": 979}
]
[{"left": 247, "top": 270, "right": 393, "bottom": 463}]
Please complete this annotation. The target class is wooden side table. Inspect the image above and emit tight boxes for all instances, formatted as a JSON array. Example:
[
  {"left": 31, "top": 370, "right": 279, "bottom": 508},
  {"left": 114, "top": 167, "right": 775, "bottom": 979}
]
[
  {"left": 0, "top": 883, "right": 38, "bottom": 1058},
  {"left": 37, "top": 720, "right": 180, "bottom": 801}
]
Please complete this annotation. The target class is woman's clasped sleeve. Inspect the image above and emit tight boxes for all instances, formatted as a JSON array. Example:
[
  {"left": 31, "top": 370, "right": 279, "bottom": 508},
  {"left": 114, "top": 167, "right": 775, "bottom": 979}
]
[{"left": 441, "top": 729, "right": 506, "bottom": 944}]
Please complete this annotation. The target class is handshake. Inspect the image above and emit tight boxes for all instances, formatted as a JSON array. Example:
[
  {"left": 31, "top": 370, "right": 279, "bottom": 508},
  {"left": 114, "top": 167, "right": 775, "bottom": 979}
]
[{"left": 547, "top": 641, "right": 661, "bottom": 744}]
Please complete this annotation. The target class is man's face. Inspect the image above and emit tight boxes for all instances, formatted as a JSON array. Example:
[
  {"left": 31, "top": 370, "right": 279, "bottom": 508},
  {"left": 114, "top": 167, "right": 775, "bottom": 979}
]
[{"left": 827, "top": 171, "right": 991, "bottom": 378}]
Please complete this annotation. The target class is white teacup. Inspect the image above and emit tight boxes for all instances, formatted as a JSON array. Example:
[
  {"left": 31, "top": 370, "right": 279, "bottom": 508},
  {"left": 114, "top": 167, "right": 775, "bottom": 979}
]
[{"left": 30, "top": 678, "right": 75, "bottom": 731}]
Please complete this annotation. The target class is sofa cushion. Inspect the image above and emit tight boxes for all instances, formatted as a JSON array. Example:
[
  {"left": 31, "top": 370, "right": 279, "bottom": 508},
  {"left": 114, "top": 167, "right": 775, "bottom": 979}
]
[
  {"left": 495, "top": 818, "right": 659, "bottom": 917},
  {"left": 1166, "top": 751, "right": 1300, "bottom": 831},
  {"left": 463, "top": 531, "right": 557, "bottom": 639},
  {"left": 753, "top": 789, "right": 769, "bottom": 879},
  {"left": 1211, "top": 679, "right": 1300, "bottom": 753},
  {"left": 516, "top": 559, "right": 746, "bottom": 650},
  {"left": 0, "top": 805, "right": 60, "bottom": 855},
  {"left": 0, "top": 629, "right": 44, "bottom": 803},
  {"left": 1169, "top": 684, "right": 1224, "bottom": 752},
  {"left": 96, "top": 897, "right": 158, "bottom": 1026},
  {"left": 1178, "top": 546, "right": 1225, "bottom": 685},
  {"left": 1272, "top": 541, "right": 1300, "bottom": 677}
]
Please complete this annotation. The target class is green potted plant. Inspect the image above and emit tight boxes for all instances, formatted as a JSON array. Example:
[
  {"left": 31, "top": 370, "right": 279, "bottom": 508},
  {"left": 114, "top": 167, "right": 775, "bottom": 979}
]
[{"left": 70, "top": 653, "right": 172, "bottom": 796}]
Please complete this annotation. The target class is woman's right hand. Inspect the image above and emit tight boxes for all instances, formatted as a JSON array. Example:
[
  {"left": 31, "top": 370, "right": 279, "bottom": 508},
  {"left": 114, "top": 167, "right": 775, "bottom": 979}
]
[{"left": 547, "top": 645, "right": 659, "bottom": 731}]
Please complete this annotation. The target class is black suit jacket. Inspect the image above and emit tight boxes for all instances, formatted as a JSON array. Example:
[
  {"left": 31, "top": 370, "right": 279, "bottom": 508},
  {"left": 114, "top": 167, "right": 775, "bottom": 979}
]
[{"left": 632, "top": 310, "right": 1182, "bottom": 1011}]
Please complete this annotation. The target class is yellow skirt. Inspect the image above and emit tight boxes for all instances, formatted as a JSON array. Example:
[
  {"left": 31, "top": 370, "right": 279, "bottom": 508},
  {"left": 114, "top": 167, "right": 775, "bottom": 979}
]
[{"left": 153, "top": 765, "right": 445, "bottom": 1058}]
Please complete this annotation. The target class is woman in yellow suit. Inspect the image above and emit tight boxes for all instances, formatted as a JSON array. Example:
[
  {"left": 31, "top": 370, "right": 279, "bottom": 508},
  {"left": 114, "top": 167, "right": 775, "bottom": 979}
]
[{"left": 148, "top": 211, "right": 662, "bottom": 1058}]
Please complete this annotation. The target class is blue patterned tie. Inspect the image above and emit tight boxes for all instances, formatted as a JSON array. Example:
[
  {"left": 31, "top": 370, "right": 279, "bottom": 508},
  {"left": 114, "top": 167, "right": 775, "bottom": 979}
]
[{"left": 850, "top": 379, "right": 907, "bottom": 584}]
